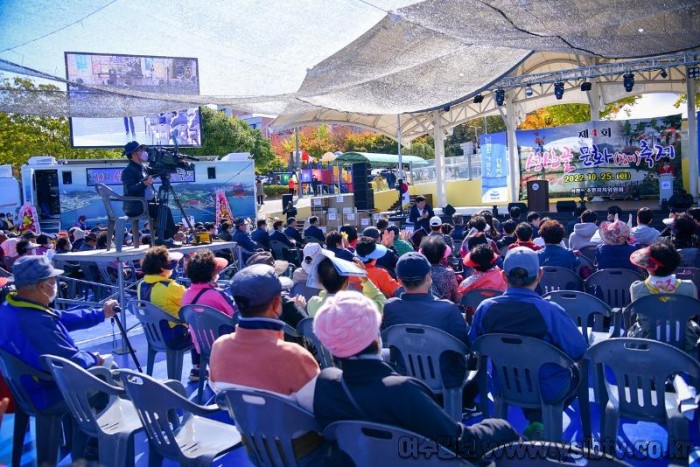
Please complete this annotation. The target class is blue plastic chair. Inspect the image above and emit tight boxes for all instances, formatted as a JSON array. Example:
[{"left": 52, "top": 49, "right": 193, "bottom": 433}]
[
  {"left": 217, "top": 385, "right": 325, "bottom": 467},
  {"left": 118, "top": 369, "right": 242, "bottom": 467},
  {"left": 0, "top": 349, "right": 70, "bottom": 467},
  {"left": 382, "top": 324, "right": 472, "bottom": 421},
  {"left": 127, "top": 299, "right": 193, "bottom": 380},
  {"left": 539, "top": 266, "right": 584, "bottom": 294},
  {"left": 587, "top": 338, "right": 700, "bottom": 460},
  {"left": 41, "top": 355, "right": 143, "bottom": 467},
  {"left": 179, "top": 304, "right": 235, "bottom": 402},
  {"left": 459, "top": 288, "right": 502, "bottom": 317},
  {"left": 623, "top": 294, "right": 700, "bottom": 351},
  {"left": 481, "top": 441, "right": 629, "bottom": 466},
  {"left": 324, "top": 420, "right": 473, "bottom": 466},
  {"left": 585, "top": 268, "right": 644, "bottom": 310},
  {"left": 543, "top": 291, "right": 619, "bottom": 345},
  {"left": 470, "top": 333, "right": 587, "bottom": 442},
  {"left": 290, "top": 282, "right": 322, "bottom": 304},
  {"left": 296, "top": 317, "right": 335, "bottom": 369}
]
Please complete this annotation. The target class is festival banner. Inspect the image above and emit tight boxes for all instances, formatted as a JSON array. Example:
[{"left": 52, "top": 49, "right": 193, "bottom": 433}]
[
  {"left": 517, "top": 115, "right": 682, "bottom": 199},
  {"left": 480, "top": 132, "right": 509, "bottom": 203}
]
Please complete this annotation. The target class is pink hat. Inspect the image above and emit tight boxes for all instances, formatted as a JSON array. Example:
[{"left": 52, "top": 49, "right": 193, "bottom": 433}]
[
  {"left": 313, "top": 291, "right": 381, "bottom": 358},
  {"left": 598, "top": 220, "right": 631, "bottom": 246}
]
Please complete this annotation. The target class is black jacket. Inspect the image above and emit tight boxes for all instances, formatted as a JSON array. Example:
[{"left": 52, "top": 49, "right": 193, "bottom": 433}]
[
  {"left": 121, "top": 160, "right": 151, "bottom": 217},
  {"left": 303, "top": 225, "right": 325, "bottom": 243},
  {"left": 270, "top": 230, "right": 295, "bottom": 248},
  {"left": 314, "top": 359, "right": 519, "bottom": 460},
  {"left": 285, "top": 225, "right": 303, "bottom": 244},
  {"left": 408, "top": 203, "right": 434, "bottom": 232}
]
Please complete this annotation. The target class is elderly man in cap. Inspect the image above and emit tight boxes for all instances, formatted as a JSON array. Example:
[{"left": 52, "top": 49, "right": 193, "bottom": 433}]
[
  {"left": 231, "top": 217, "right": 261, "bottom": 261},
  {"left": 469, "top": 247, "right": 587, "bottom": 436},
  {"left": 209, "top": 264, "right": 319, "bottom": 394},
  {"left": 0, "top": 256, "right": 118, "bottom": 409},
  {"left": 302, "top": 291, "right": 519, "bottom": 461},
  {"left": 121, "top": 141, "right": 179, "bottom": 248}
]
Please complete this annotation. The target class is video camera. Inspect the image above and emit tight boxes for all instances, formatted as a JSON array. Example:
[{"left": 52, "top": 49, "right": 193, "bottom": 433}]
[{"left": 146, "top": 146, "right": 196, "bottom": 178}]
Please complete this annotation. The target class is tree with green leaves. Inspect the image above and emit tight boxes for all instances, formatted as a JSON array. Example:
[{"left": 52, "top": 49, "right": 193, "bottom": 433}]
[{"left": 0, "top": 77, "right": 122, "bottom": 168}]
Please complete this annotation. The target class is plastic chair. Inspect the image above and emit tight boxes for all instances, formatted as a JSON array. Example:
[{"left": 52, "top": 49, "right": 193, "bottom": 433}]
[
  {"left": 41, "top": 355, "right": 143, "bottom": 467},
  {"left": 675, "top": 266, "right": 700, "bottom": 291},
  {"left": 0, "top": 348, "right": 70, "bottom": 467},
  {"left": 127, "top": 299, "right": 193, "bottom": 380},
  {"left": 623, "top": 294, "right": 700, "bottom": 350},
  {"left": 543, "top": 291, "right": 619, "bottom": 345},
  {"left": 578, "top": 245, "right": 598, "bottom": 265},
  {"left": 382, "top": 324, "right": 472, "bottom": 421},
  {"left": 470, "top": 334, "right": 585, "bottom": 442},
  {"left": 118, "top": 369, "right": 241, "bottom": 467},
  {"left": 271, "top": 240, "right": 302, "bottom": 265},
  {"left": 539, "top": 266, "right": 583, "bottom": 294},
  {"left": 95, "top": 183, "right": 153, "bottom": 251},
  {"left": 296, "top": 317, "right": 335, "bottom": 369},
  {"left": 178, "top": 304, "right": 235, "bottom": 402},
  {"left": 324, "top": 420, "right": 472, "bottom": 466},
  {"left": 290, "top": 282, "right": 322, "bottom": 304},
  {"left": 481, "top": 441, "right": 629, "bottom": 466},
  {"left": 217, "top": 386, "right": 324, "bottom": 467},
  {"left": 585, "top": 268, "right": 644, "bottom": 310},
  {"left": 587, "top": 338, "right": 700, "bottom": 460},
  {"left": 459, "top": 288, "right": 503, "bottom": 317}
]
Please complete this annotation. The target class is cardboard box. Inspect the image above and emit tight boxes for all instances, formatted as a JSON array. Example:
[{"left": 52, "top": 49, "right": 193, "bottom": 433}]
[
  {"left": 357, "top": 211, "right": 371, "bottom": 228},
  {"left": 329, "top": 193, "right": 355, "bottom": 209},
  {"left": 342, "top": 206, "right": 355, "bottom": 215},
  {"left": 343, "top": 212, "right": 358, "bottom": 226}
]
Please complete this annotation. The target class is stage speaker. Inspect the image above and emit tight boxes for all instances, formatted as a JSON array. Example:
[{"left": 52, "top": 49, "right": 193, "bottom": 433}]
[
  {"left": 526, "top": 180, "right": 549, "bottom": 213},
  {"left": 281, "top": 193, "right": 293, "bottom": 210},
  {"left": 352, "top": 163, "right": 374, "bottom": 210},
  {"left": 556, "top": 200, "right": 577, "bottom": 213}
]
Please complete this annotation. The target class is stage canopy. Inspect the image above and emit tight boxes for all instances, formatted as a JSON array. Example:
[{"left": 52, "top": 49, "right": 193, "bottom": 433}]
[
  {"left": 334, "top": 151, "right": 429, "bottom": 168},
  {"left": 1, "top": 0, "right": 699, "bottom": 141}
]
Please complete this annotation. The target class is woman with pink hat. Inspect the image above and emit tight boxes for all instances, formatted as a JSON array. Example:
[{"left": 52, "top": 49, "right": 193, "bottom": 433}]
[
  {"left": 595, "top": 219, "right": 640, "bottom": 271},
  {"left": 306, "top": 291, "right": 520, "bottom": 461}
]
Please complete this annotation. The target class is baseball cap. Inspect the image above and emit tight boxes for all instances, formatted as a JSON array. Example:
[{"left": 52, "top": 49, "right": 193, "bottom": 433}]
[
  {"left": 395, "top": 252, "right": 431, "bottom": 281},
  {"left": 429, "top": 216, "right": 442, "bottom": 227},
  {"left": 362, "top": 227, "right": 381, "bottom": 240},
  {"left": 233, "top": 217, "right": 249, "bottom": 227},
  {"left": 231, "top": 264, "right": 282, "bottom": 308},
  {"left": 246, "top": 251, "right": 290, "bottom": 276},
  {"left": 12, "top": 255, "right": 64, "bottom": 288},
  {"left": 503, "top": 247, "right": 540, "bottom": 279},
  {"left": 123, "top": 141, "right": 146, "bottom": 156}
]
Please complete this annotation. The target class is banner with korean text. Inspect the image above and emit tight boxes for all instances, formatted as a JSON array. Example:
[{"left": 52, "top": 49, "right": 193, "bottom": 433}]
[
  {"left": 480, "top": 131, "right": 509, "bottom": 203},
  {"left": 517, "top": 115, "right": 682, "bottom": 199}
]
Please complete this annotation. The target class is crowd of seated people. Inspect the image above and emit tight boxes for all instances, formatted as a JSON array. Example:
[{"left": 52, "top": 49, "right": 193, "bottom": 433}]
[{"left": 2, "top": 200, "right": 700, "bottom": 465}]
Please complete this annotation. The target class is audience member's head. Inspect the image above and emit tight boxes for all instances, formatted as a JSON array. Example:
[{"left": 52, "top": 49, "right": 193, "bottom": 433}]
[
  {"left": 539, "top": 219, "right": 565, "bottom": 245},
  {"left": 515, "top": 222, "right": 534, "bottom": 242},
  {"left": 376, "top": 218, "right": 389, "bottom": 232},
  {"left": 314, "top": 291, "right": 382, "bottom": 358},
  {"left": 607, "top": 205, "right": 622, "bottom": 222},
  {"left": 246, "top": 251, "right": 290, "bottom": 276},
  {"left": 501, "top": 219, "right": 517, "bottom": 236},
  {"left": 326, "top": 231, "right": 343, "bottom": 249},
  {"left": 630, "top": 240, "right": 681, "bottom": 277},
  {"left": 230, "top": 264, "right": 282, "bottom": 318},
  {"left": 464, "top": 243, "right": 499, "bottom": 272},
  {"left": 420, "top": 235, "right": 447, "bottom": 266},
  {"left": 527, "top": 211, "right": 541, "bottom": 227},
  {"left": 502, "top": 247, "right": 541, "bottom": 289},
  {"left": 273, "top": 219, "right": 284, "bottom": 231},
  {"left": 11, "top": 255, "right": 64, "bottom": 306},
  {"left": 287, "top": 217, "right": 297, "bottom": 227},
  {"left": 580, "top": 210, "right": 597, "bottom": 223},
  {"left": 415, "top": 196, "right": 427, "bottom": 209},
  {"left": 308, "top": 216, "right": 319, "bottom": 226},
  {"left": 355, "top": 237, "right": 386, "bottom": 264},
  {"left": 599, "top": 220, "right": 631, "bottom": 246},
  {"left": 395, "top": 252, "right": 431, "bottom": 291},
  {"left": 141, "top": 246, "right": 183, "bottom": 277},
  {"left": 317, "top": 257, "right": 348, "bottom": 293},
  {"left": 636, "top": 207, "right": 653, "bottom": 226},
  {"left": 220, "top": 221, "right": 232, "bottom": 234},
  {"left": 469, "top": 215, "right": 487, "bottom": 232},
  {"left": 687, "top": 207, "right": 700, "bottom": 223},
  {"left": 186, "top": 249, "right": 228, "bottom": 284},
  {"left": 452, "top": 214, "right": 464, "bottom": 226},
  {"left": 429, "top": 216, "right": 442, "bottom": 232},
  {"left": 386, "top": 225, "right": 401, "bottom": 239},
  {"left": 509, "top": 206, "right": 521, "bottom": 221},
  {"left": 672, "top": 213, "right": 696, "bottom": 239},
  {"left": 16, "top": 239, "right": 36, "bottom": 257},
  {"left": 96, "top": 232, "right": 109, "bottom": 250},
  {"left": 256, "top": 219, "right": 267, "bottom": 230},
  {"left": 362, "top": 227, "right": 381, "bottom": 241},
  {"left": 441, "top": 223, "right": 454, "bottom": 236},
  {"left": 56, "top": 237, "right": 71, "bottom": 252},
  {"left": 233, "top": 218, "right": 249, "bottom": 232},
  {"left": 339, "top": 225, "right": 358, "bottom": 245},
  {"left": 85, "top": 232, "right": 97, "bottom": 246}
]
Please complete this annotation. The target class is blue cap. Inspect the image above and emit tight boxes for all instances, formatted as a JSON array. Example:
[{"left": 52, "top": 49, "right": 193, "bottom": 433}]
[
  {"left": 503, "top": 247, "right": 539, "bottom": 279},
  {"left": 395, "top": 252, "right": 431, "bottom": 281},
  {"left": 362, "top": 227, "right": 381, "bottom": 240},
  {"left": 230, "top": 264, "right": 281, "bottom": 308},
  {"left": 12, "top": 255, "right": 64, "bottom": 288},
  {"left": 123, "top": 141, "right": 145, "bottom": 156},
  {"left": 355, "top": 244, "right": 387, "bottom": 262}
]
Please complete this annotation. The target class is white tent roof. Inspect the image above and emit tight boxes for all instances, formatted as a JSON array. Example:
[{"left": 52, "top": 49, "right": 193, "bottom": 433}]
[{"left": 1, "top": 0, "right": 699, "bottom": 140}]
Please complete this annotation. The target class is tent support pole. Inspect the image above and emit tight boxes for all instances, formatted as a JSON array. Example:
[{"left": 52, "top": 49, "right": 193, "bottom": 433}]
[
  {"left": 503, "top": 96, "right": 520, "bottom": 203},
  {"left": 433, "top": 111, "right": 447, "bottom": 208},
  {"left": 687, "top": 74, "right": 698, "bottom": 197}
]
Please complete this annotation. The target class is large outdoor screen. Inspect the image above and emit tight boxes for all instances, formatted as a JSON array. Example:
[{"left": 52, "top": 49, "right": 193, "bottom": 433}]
[{"left": 65, "top": 52, "right": 202, "bottom": 148}]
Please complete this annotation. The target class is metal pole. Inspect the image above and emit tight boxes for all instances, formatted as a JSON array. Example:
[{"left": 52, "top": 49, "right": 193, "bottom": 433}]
[
  {"left": 295, "top": 127, "right": 303, "bottom": 199},
  {"left": 687, "top": 72, "right": 698, "bottom": 197},
  {"left": 397, "top": 115, "right": 403, "bottom": 179},
  {"left": 433, "top": 111, "right": 447, "bottom": 207}
]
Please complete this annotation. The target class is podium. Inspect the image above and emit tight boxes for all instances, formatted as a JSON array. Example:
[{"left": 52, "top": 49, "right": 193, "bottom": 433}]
[
  {"left": 526, "top": 180, "right": 549, "bottom": 213},
  {"left": 659, "top": 173, "right": 673, "bottom": 202}
]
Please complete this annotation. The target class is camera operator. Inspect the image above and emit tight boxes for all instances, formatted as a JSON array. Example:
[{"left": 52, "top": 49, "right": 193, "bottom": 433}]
[{"left": 122, "top": 141, "right": 179, "bottom": 247}]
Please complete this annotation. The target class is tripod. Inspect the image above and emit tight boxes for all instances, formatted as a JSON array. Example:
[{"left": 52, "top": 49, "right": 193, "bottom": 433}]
[{"left": 154, "top": 173, "right": 194, "bottom": 245}]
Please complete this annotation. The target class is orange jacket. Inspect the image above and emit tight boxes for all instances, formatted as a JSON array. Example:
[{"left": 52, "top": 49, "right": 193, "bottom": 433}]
[{"left": 365, "top": 262, "right": 401, "bottom": 298}]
